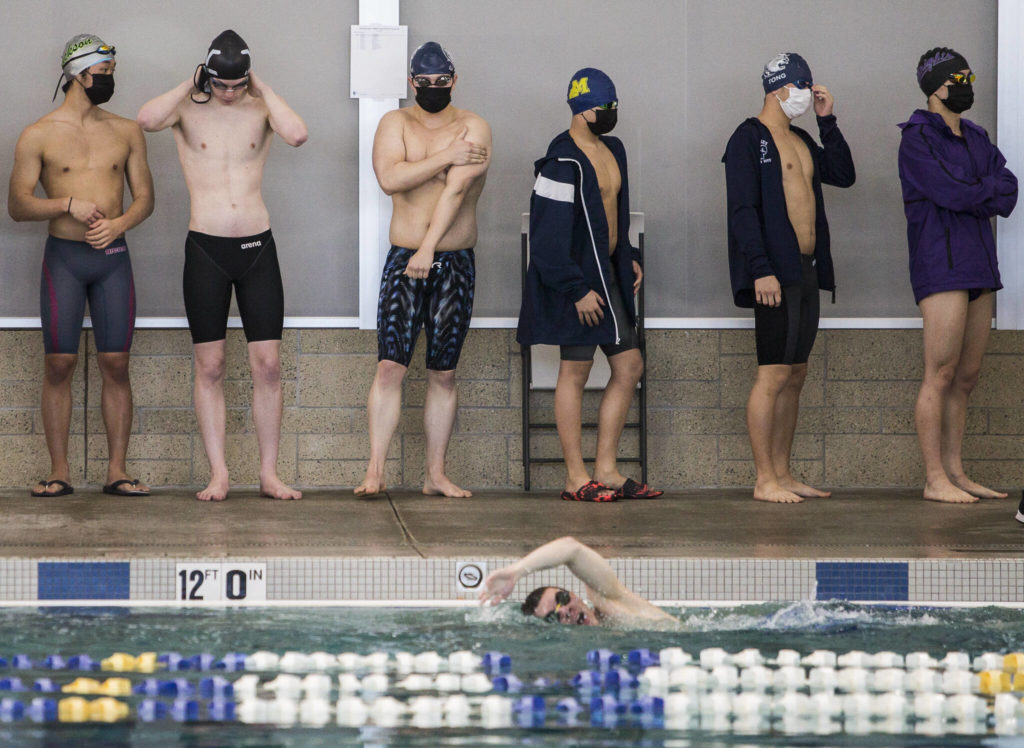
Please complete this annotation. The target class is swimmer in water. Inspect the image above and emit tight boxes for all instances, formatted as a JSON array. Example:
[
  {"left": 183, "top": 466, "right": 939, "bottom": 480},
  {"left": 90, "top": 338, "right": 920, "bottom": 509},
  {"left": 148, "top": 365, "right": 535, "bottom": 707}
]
[{"left": 480, "top": 536, "right": 676, "bottom": 627}]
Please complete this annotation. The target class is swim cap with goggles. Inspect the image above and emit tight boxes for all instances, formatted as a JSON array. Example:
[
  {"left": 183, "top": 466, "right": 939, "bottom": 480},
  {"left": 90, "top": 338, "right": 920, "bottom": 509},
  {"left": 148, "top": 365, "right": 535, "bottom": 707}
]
[
  {"left": 410, "top": 41, "right": 455, "bottom": 77},
  {"left": 762, "top": 52, "right": 812, "bottom": 94},
  {"left": 916, "top": 47, "right": 969, "bottom": 96},
  {"left": 52, "top": 33, "right": 115, "bottom": 101},
  {"left": 192, "top": 29, "right": 251, "bottom": 103},
  {"left": 410, "top": 42, "right": 455, "bottom": 113},
  {"left": 566, "top": 67, "right": 617, "bottom": 115}
]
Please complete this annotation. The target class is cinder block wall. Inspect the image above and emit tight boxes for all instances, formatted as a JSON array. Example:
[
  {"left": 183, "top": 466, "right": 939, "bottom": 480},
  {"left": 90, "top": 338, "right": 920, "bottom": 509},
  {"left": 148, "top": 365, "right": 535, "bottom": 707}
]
[{"left": 1, "top": 328, "right": 1022, "bottom": 490}]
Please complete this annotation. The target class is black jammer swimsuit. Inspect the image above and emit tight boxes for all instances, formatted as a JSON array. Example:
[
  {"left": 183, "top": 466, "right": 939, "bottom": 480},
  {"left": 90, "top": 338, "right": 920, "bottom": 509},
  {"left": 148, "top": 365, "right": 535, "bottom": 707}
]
[{"left": 183, "top": 229, "right": 284, "bottom": 344}]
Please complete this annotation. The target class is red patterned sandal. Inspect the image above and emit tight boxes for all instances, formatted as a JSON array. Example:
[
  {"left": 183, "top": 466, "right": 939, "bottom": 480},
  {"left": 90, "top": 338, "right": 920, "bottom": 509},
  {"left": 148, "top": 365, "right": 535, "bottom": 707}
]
[{"left": 560, "top": 480, "right": 617, "bottom": 502}]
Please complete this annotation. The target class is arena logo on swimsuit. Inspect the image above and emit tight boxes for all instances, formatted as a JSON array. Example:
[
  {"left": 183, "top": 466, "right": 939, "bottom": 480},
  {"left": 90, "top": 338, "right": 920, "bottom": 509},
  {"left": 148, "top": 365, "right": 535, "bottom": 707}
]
[
  {"left": 568, "top": 78, "right": 590, "bottom": 99},
  {"left": 240, "top": 240, "right": 262, "bottom": 250}
]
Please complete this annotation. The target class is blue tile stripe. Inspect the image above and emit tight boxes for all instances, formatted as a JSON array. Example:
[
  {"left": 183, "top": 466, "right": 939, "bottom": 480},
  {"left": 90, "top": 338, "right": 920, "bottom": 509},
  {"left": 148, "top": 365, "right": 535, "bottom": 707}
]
[
  {"left": 816, "top": 561, "right": 909, "bottom": 601},
  {"left": 38, "top": 562, "right": 130, "bottom": 600}
]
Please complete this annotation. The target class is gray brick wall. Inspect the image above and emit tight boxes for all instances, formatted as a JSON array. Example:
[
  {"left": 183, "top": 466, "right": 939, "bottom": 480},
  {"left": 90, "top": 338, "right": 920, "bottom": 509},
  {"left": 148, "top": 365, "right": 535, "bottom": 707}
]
[{"left": 0, "top": 327, "right": 1021, "bottom": 490}]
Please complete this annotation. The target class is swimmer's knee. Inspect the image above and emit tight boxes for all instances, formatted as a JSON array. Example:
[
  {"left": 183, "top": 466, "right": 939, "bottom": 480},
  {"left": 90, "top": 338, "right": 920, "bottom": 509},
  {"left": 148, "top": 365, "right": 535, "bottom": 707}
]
[
  {"left": 96, "top": 353, "right": 131, "bottom": 384},
  {"left": 953, "top": 367, "right": 981, "bottom": 394},
  {"left": 787, "top": 363, "right": 809, "bottom": 387},
  {"left": 248, "top": 347, "right": 282, "bottom": 385},
  {"left": 925, "top": 362, "right": 958, "bottom": 390},
  {"left": 376, "top": 359, "right": 408, "bottom": 386},
  {"left": 427, "top": 368, "right": 457, "bottom": 390},
  {"left": 194, "top": 354, "right": 227, "bottom": 384},
  {"left": 44, "top": 354, "right": 78, "bottom": 384},
  {"left": 614, "top": 351, "right": 644, "bottom": 382}
]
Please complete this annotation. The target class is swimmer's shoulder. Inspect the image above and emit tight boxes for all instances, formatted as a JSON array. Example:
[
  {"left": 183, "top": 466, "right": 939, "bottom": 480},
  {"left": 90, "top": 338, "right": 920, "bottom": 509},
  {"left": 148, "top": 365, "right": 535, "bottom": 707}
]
[{"left": 455, "top": 108, "right": 490, "bottom": 135}]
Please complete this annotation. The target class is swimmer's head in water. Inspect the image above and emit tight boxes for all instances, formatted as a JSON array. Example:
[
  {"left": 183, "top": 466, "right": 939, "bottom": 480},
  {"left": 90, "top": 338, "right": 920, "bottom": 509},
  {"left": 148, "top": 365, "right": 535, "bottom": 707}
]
[
  {"left": 522, "top": 586, "right": 598, "bottom": 626},
  {"left": 410, "top": 41, "right": 455, "bottom": 77},
  {"left": 193, "top": 29, "right": 251, "bottom": 103},
  {"left": 54, "top": 33, "right": 116, "bottom": 100},
  {"left": 566, "top": 67, "right": 616, "bottom": 115}
]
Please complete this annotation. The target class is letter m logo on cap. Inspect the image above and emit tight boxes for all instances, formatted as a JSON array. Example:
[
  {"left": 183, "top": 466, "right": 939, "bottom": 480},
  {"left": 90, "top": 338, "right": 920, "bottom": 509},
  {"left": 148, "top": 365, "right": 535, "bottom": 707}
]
[{"left": 568, "top": 77, "right": 590, "bottom": 100}]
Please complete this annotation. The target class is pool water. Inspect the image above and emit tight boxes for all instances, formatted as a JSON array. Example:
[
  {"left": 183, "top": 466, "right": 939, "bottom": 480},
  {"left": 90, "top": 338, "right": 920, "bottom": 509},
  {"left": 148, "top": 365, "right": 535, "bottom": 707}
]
[{"left": 1, "top": 601, "right": 1024, "bottom": 746}]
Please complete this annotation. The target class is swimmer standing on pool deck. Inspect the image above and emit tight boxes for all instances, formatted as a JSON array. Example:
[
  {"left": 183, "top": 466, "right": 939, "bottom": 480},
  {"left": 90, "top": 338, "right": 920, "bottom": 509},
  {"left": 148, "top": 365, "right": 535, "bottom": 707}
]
[
  {"left": 518, "top": 68, "right": 660, "bottom": 503},
  {"left": 898, "top": 48, "right": 1017, "bottom": 503},
  {"left": 137, "top": 30, "right": 308, "bottom": 501},
  {"left": 8, "top": 34, "right": 155, "bottom": 498},
  {"left": 355, "top": 42, "right": 491, "bottom": 499},
  {"left": 723, "top": 53, "right": 854, "bottom": 504}
]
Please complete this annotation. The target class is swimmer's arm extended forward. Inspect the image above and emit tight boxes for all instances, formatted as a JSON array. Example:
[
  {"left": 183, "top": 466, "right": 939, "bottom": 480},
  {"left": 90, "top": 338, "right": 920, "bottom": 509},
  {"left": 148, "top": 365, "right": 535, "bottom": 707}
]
[
  {"left": 373, "top": 112, "right": 488, "bottom": 196},
  {"left": 479, "top": 536, "right": 628, "bottom": 607},
  {"left": 136, "top": 78, "right": 193, "bottom": 132},
  {"left": 85, "top": 123, "right": 154, "bottom": 249},
  {"left": 247, "top": 73, "right": 307, "bottom": 147},
  {"left": 403, "top": 119, "right": 491, "bottom": 279}
]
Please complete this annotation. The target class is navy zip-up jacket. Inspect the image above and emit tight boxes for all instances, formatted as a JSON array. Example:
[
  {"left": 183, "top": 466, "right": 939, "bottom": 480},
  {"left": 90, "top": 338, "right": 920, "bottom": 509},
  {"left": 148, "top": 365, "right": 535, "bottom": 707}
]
[
  {"left": 723, "top": 114, "right": 856, "bottom": 308},
  {"left": 897, "top": 109, "right": 1017, "bottom": 303},
  {"left": 517, "top": 130, "right": 641, "bottom": 346}
]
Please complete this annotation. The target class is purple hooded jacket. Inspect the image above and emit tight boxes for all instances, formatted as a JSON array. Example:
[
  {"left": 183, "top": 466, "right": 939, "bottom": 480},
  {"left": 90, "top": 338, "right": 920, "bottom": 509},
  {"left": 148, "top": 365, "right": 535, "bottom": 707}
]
[{"left": 897, "top": 109, "right": 1017, "bottom": 303}]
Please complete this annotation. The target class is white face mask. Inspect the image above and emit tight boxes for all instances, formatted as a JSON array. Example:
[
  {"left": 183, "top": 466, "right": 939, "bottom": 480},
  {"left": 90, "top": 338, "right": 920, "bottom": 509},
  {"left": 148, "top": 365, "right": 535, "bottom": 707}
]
[{"left": 776, "top": 86, "right": 812, "bottom": 119}]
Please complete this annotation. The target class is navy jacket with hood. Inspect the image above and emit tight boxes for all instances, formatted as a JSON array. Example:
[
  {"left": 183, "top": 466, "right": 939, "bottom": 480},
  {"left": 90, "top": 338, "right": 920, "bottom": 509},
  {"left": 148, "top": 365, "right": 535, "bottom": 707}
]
[
  {"left": 517, "top": 130, "right": 641, "bottom": 346},
  {"left": 723, "top": 114, "right": 856, "bottom": 308},
  {"left": 897, "top": 109, "right": 1017, "bottom": 303}
]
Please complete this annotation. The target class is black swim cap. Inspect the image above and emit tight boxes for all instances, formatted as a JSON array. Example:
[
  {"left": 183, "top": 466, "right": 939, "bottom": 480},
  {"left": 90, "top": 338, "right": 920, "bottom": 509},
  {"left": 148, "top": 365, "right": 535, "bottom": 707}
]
[{"left": 204, "top": 30, "right": 251, "bottom": 80}]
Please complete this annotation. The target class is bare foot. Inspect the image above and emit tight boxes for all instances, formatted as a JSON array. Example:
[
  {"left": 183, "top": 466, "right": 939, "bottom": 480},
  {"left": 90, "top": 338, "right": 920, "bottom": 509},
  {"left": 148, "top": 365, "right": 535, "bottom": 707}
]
[
  {"left": 197, "top": 476, "right": 230, "bottom": 502},
  {"left": 260, "top": 475, "right": 302, "bottom": 500},
  {"left": 753, "top": 481, "right": 804, "bottom": 503},
  {"left": 354, "top": 473, "right": 386, "bottom": 496},
  {"left": 950, "top": 475, "right": 1008, "bottom": 500},
  {"left": 423, "top": 475, "right": 472, "bottom": 498},
  {"left": 923, "top": 479, "right": 977, "bottom": 503},
  {"left": 778, "top": 477, "right": 831, "bottom": 498}
]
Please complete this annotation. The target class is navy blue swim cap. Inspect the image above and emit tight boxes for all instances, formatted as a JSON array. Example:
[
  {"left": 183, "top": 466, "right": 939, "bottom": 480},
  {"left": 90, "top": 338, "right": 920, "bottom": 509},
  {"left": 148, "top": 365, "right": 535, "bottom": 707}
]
[
  {"left": 410, "top": 42, "right": 454, "bottom": 76},
  {"left": 567, "top": 68, "right": 617, "bottom": 115},
  {"left": 762, "top": 52, "right": 812, "bottom": 93}
]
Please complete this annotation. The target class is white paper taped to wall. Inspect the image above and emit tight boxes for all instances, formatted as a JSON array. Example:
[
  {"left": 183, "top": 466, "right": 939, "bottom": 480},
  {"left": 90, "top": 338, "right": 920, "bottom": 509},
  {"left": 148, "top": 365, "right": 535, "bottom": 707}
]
[{"left": 350, "top": 25, "right": 408, "bottom": 98}]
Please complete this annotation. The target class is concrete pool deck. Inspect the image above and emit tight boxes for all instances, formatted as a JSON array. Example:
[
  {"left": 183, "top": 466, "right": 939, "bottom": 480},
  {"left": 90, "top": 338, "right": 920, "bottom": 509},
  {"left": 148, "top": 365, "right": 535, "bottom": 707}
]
[{"left": 1, "top": 488, "right": 1021, "bottom": 560}]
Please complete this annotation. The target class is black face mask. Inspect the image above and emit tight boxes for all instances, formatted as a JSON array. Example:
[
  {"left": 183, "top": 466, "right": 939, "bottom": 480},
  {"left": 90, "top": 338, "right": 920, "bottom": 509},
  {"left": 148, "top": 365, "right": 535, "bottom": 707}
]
[
  {"left": 586, "top": 108, "right": 617, "bottom": 136},
  {"left": 944, "top": 82, "right": 974, "bottom": 114},
  {"left": 415, "top": 86, "right": 451, "bottom": 113},
  {"left": 83, "top": 73, "right": 115, "bottom": 105}
]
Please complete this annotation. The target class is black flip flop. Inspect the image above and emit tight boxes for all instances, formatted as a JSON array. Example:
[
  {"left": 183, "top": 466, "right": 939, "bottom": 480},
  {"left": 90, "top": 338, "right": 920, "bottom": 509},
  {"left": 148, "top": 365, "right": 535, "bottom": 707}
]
[
  {"left": 30, "top": 479, "right": 74, "bottom": 497},
  {"left": 613, "top": 478, "right": 664, "bottom": 500},
  {"left": 102, "top": 479, "right": 150, "bottom": 497}
]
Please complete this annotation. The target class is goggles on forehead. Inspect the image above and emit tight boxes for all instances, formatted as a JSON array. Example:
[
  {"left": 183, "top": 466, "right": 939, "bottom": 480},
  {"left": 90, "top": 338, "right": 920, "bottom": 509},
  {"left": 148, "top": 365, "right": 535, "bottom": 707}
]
[
  {"left": 65, "top": 44, "right": 116, "bottom": 69},
  {"left": 542, "top": 590, "right": 572, "bottom": 623}
]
